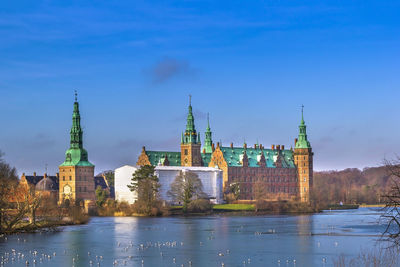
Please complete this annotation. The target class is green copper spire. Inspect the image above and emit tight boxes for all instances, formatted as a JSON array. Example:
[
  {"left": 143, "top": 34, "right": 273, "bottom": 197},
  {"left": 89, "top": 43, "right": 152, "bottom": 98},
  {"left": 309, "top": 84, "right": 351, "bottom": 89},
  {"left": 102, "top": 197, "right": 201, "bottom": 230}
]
[
  {"left": 183, "top": 95, "right": 199, "bottom": 144},
  {"left": 60, "top": 92, "right": 94, "bottom": 167},
  {"left": 203, "top": 113, "right": 213, "bottom": 153},
  {"left": 70, "top": 91, "right": 83, "bottom": 149},
  {"left": 295, "top": 105, "right": 311, "bottom": 149}
]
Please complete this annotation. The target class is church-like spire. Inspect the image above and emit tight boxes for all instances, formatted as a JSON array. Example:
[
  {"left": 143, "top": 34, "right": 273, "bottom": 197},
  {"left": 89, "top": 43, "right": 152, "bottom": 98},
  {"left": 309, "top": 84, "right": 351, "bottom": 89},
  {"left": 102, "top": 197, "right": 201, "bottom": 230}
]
[
  {"left": 204, "top": 113, "right": 213, "bottom": 153},
  {"left": 295, "top": 105, "right": 311, "bottom": 149},
  {"left": 183, "top": 95, "right": 199, "bottom": 144},
  {"left": 70, "top": 90, "right": 83, "bottom": 149},
  {"left": 60, "top": 91, "right": 93, "bottom": 167}
]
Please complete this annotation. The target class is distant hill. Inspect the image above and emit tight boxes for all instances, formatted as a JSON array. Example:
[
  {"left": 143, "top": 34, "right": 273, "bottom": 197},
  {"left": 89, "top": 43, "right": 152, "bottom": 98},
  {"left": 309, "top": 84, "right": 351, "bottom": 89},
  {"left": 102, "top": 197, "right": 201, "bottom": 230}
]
[{"left": 313, "top": 166, "right": 394, "bottom": 205}]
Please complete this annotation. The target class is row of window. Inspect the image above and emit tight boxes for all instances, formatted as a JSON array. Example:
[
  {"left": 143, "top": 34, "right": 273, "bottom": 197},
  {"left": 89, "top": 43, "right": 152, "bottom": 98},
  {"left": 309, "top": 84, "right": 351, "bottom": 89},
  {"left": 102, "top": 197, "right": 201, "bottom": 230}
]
[
  {"left": 232, "top": 177, "right": 299, "bottom": 183},
  {"left": 78, "top": 187, "right": 87, "bottom": 192},
  {"left": 62, "top": 176, "right": 88, "bottom": 181},
  {"left": 241, "top": 187, "right": 299, "bottom": 193},
  {"left": 231, "top": 168, "right": 294, "bottom": 175}
]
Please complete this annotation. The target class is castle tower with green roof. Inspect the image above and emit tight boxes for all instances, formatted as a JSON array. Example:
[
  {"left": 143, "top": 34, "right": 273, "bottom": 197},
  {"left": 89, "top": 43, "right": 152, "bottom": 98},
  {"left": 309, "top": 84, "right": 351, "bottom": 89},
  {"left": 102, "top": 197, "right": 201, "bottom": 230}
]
[
  {"left": 59, "top": 92, "right": 95, "bottom": 205},
  {"left": 294, "top": 106, "right": 313, "bottom": 202},
  {"left": 181, "top": 95, "right": 202, "bottom": 166},
  {"left": 203, "top": 113, "right": 213, "bottom": 154}
]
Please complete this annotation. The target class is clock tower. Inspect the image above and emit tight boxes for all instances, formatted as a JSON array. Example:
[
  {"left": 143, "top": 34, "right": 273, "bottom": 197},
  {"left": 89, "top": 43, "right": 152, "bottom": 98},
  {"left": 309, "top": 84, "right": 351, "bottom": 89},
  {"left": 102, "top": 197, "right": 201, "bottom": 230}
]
[
  {"left": 59, "top": 92, "right": 95, "bottom": 206},
  {"left": 181, "top": 95, "right": 202, "bottom": 166}
]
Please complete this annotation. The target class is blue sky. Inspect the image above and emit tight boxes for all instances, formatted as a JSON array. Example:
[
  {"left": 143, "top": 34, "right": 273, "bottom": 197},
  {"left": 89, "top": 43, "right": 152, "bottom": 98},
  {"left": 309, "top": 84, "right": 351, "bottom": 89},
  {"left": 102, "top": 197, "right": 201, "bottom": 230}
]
[{"left": 1, "top": 0, "right": 399, "bottom": 175}]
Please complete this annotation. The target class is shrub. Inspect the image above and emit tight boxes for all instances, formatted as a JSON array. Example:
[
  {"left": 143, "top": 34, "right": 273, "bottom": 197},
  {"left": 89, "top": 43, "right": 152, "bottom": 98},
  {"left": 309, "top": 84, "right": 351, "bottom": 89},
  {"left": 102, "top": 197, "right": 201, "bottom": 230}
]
[{"left": 187, "top": 199, "right": 212, "bottom": 213}]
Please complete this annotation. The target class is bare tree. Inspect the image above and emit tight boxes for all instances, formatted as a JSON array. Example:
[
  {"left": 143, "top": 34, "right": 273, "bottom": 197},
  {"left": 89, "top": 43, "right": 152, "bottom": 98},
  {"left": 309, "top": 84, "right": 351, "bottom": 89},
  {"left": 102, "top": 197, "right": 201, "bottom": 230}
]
[
  {"left": 168, "top": 171, "right": 207, "bottom": 213},
  {"left": 382, "top": 157, "right": 400, "bottom": 246}
]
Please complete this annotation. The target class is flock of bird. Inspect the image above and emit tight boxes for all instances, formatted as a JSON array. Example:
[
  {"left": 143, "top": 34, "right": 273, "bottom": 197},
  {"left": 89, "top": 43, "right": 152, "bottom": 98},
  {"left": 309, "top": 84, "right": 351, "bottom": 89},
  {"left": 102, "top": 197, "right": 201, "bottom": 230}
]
[{"left": 0, "top": 224, "right": 337, "bottom": 266}]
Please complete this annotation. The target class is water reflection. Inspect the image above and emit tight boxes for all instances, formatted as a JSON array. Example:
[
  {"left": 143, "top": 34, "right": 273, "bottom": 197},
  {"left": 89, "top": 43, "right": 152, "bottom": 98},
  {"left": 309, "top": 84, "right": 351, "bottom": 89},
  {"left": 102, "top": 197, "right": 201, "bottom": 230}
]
[{"left": 0, "top": 208, "right": 388, "bottom": 267}]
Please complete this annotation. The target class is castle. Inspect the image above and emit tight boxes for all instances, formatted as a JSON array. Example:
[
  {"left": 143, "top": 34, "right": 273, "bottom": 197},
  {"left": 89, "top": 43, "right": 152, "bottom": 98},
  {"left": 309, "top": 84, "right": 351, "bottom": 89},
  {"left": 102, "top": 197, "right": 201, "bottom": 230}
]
[{"left": 137, "top": 97, "right": 313, "bottom": 202}]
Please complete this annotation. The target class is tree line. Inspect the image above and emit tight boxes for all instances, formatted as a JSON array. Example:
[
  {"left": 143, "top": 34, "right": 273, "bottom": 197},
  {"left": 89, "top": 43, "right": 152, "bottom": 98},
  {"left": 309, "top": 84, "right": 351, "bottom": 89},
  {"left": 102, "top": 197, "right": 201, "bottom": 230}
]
[{"left": 312, "top": 166, "right": 393, "bottom": 206}]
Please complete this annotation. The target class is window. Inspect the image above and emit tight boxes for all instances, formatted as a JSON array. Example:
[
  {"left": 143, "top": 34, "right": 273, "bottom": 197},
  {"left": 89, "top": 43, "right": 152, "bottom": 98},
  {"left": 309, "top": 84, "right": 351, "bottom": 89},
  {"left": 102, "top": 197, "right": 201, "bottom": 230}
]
[
  {"left": 84, "top": 187, "right": 87, "bottom": 192},
  {"left": 63, "top": 176, "right": 65, "bottom": 181},
  {"left": 69, "top": 176, "right": 72, "bottom": 181},
  {"left": 304, "top": 178, "right": 306, "bottom": 182},
  {"left": 304, "top": 187, "right": 307, "bottom": 192},
  {"left": 184, "top": 149, "right": 188, "bottom": 155}
]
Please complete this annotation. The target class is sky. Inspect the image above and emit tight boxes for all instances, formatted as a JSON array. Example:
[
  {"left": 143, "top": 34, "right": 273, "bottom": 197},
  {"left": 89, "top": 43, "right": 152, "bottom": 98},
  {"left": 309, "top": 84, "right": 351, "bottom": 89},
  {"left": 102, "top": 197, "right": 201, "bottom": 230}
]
[{"left": 0, "top": 0, "right": 399, "bottom": 175}]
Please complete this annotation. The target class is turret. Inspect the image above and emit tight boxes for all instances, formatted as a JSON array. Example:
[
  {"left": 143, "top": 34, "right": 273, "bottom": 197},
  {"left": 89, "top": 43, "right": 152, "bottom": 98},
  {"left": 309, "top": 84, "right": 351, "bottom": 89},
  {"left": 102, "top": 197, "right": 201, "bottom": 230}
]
[
  {"left": 294, "top": 105, "right": 313, "bottom": 203},
  {"left": 203, "top": 113, "right": 213, "bottom": 153},
  {"left": 181, "top": 95, "right": 202, "bottom": 166}
]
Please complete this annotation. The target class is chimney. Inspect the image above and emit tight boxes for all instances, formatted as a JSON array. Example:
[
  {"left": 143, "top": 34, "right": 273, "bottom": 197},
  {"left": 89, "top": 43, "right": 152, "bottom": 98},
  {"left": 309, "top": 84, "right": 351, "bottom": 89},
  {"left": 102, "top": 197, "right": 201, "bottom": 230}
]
[
  {"left": 277, "top": 145, "right": 281, "bottom": 150},
  {"left": 33, "top": 172, "right": 36, "bottom": 177},
  {"left": 230, "top": 142, "right": 233, "bottom": 148},
  {"left": 254, "top": 144, "right": 257, "bottom": 149},
  {"left": 282, "top": 145, "right": 285, "bottom": 150},
  {"left": 295, "top": 138, "right": 298, "bottom": 145},
  {"left": 271, "top": 145, "right": 275, "bottom": 150},
  {"left": 244, "top": 143, "right": 247, "bottom": 149},
  {"left": 260, "top": 144, "right": 263, "bottom": 150},
  {"left": 44, "top": 173, "right": 47, "bottom": 178},
  {"left": 217, "top": 142, "right": 220, "bottom": 148},
  {"left": 212, "top": 143, "right": 215, "bottom": 151},
  {"left": 56, "top": 173, "right": 59, "bottom": 178}
]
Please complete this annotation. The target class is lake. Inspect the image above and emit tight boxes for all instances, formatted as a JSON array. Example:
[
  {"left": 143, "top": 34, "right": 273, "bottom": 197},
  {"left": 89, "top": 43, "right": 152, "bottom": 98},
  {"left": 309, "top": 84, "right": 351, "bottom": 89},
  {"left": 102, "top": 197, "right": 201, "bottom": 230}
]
[{"left": 0, "top": 208, "right": 391, "bottom": 267}]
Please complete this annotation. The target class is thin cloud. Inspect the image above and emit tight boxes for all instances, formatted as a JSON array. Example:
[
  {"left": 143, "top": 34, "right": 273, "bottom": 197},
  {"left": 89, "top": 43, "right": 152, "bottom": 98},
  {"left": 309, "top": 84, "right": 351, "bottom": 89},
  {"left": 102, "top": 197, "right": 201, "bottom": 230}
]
[{"left": 146, "top": 57, "right": 196, "bottom": 84}]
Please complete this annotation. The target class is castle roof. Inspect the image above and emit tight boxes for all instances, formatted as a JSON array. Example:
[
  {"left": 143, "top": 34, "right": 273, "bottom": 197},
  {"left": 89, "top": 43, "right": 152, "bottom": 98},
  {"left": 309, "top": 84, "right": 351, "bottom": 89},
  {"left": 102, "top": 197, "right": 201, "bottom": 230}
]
[
  {"left": 60, "top": 92, "right": 94, "bottom": 167},
  {"left": 35, "top": 177, "right": 57, "bottom": 191},
  {"left": 220, "top": 146, "right": 295, "bottom": 168},
  {"left": 146, "top": 151, "right": 181, "bottom": 166},
  {"left": 23, "top": 175, "right": 59, "bottom": 189}
]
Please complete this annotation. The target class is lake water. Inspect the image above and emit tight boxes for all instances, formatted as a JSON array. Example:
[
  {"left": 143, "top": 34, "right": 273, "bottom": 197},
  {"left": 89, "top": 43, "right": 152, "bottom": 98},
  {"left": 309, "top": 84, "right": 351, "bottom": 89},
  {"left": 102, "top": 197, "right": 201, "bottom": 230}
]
[{"left": 0, "top": 208, "right": 391, "bottom": 267}]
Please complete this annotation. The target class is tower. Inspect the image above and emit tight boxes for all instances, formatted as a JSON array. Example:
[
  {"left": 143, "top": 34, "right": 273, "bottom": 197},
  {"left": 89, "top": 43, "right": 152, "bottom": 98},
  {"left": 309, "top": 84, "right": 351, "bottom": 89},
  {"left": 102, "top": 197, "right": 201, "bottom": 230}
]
[
  {"left": 59, "top": 92, "right": 95, "bottom": 206},
  {"left": 203, "top": 113, "right": 213, "bottom": 154},
  {"left": 294, "top": 105, "right": 313, "bottom": 202},
  {"left": 181, "top": 95, "right": 202, "bottom": 166}
]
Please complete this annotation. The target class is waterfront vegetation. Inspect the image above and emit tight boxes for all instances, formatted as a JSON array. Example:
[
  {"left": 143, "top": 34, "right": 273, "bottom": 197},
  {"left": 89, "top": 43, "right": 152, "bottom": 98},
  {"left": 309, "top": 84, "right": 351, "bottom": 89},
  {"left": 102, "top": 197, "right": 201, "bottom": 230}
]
[{"left": 213, "top": 204, "right": 255, "bottom": 211}]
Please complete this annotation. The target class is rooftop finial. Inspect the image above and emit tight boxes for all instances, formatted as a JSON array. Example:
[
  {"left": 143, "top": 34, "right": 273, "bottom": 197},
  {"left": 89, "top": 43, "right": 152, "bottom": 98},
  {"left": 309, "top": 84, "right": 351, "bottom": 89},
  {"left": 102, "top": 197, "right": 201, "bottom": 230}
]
[
  {"left": 75, "top": 90, "right": 78, "bottom": 102},
  {"left": 189, "top": 94, "right": 192, "bottom": 106},
  {"left": 301, "top": 104, "right": 305, "bottom": 124},
  {"left": 207, "top": 112, "right": 210, "bottom": 127}
]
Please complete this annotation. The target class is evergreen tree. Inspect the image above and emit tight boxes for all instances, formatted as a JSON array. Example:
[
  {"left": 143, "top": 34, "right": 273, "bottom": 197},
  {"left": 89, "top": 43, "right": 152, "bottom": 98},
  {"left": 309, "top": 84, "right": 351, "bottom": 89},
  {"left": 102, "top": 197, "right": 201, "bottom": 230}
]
[
  {"left": 128, "top": 165, "right": 161, "bottom": 215},
  {"left": 95, "top": 186, "right": 109, "bottom": 207}
]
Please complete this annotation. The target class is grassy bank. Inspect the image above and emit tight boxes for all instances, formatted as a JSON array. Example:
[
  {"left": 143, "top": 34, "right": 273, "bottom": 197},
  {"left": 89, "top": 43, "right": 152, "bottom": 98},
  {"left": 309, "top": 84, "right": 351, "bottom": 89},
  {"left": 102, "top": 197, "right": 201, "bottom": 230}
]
[
  {"left": 213, "top": 204, "right": 255, "bottom": 211},
  {"left": 326, "top": 204, "right": 359, "bottom": 210}
]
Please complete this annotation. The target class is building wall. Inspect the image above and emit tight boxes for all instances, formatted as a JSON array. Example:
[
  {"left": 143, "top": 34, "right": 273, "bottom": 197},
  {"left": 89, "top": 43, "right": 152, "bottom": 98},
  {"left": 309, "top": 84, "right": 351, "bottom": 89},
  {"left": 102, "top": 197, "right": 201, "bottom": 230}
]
[
  {"left": 228, "top": 166, "right": 298, "bottom": 200},
  {"left": 115, "top": 165, "right": 138, "bottom": 204},
  {"left": 59, "top": 166, "right": 95, "bottom": 204},
  {"left": 156, "top": 166, "right": 223, "bottom": 204},
  {"left": 294, "top": 148, "right": 313, "bottom": 202},
  {"left": 181, "top": 143, "right": 202, "bottom": 166},
  {"left": 114, "top": 165, "right": 223, "bottom": 204}
]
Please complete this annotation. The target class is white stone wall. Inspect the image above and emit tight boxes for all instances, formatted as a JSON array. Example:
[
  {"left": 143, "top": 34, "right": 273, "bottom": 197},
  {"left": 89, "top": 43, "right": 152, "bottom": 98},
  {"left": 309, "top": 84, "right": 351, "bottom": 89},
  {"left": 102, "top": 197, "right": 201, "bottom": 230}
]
[
  {"left": 115, "top": 165, "right": 138, "bottom": 204},
  {"left": 156, "top": 166, "right": 223, "bottom": 204},
  {"left": 114, "top": 165, "right": 223, "bottom": 204}
]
